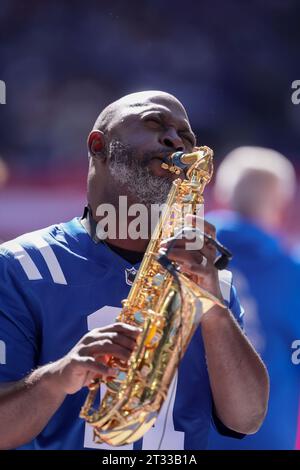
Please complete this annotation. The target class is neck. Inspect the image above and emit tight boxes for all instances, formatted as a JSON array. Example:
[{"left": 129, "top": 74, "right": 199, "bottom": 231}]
[
  {"left": 85, "top": 198, "right": 151, "bottom": 253},
  {"left": 105, "top": 236, "right": 148, "bottom": 253},
  {"left": 240, "top": 210, "right": 279, "bottom": 235},
  {"left": 87, "top": 167, "right": 162, "bottom": 251}
]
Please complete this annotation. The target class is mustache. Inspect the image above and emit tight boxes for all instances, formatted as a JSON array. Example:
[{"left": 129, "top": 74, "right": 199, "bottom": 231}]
[
  {"left": 108, "top": 140, "right": 173, "bottom": 170},
  {"left": 140, "top": 149, "right": 172, "bottom": 167},
  {"left": 108, "top": 140, "right": 174, "bottom": 205}
]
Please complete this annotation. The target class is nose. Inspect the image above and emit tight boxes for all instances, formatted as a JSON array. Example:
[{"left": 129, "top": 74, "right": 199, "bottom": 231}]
[{"left": 160, "top": 127, "right": 184, "bottom": 151}]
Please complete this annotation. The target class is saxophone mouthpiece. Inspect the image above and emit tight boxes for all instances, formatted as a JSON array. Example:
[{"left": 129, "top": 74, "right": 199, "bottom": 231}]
[
  {"left": 160, "top": 150, "right": 201, "bottom": 174},
  {"left": 171, "top": 151, "right": 199, "bottom": 169}
]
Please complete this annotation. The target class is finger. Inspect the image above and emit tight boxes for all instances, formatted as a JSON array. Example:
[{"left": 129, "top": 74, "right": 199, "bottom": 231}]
[
  {"left": 103, "top": 333, "right": 137, "bottom": 351},
  {"left": 77, "top": 356, "right": 118, "bottom": 378},
  {"left": 166, "top": 245, "right": 216, "bottom": 266},
  {"left": 204, "top": 220, "right": 216, "bottom": 236},
  {"left": 160, "top": 235, "right": 205, "bottom": 253},
  {"left": 108, "top": 322, "right": 142, "bottom": 338},
  {"left": 97, "top": 323, "right": 141, "bottom": 338},
  {"left": 105, "top": 332, "right": 138, "bottom": 351},
  {"left": 82, "top": 371, "right": 99, "bottom": 387},
  {"left": 83, "top": 323, "right": 141, "bottom": 345},
  {"left": 194, "top": 242, "right": 216, "bottom": 259},
  {"left": 83, "top": 332, "right": 137, "bottom": 350},
  {"left": 176, "top": 260, "right": 209, "bottom": 278},
  {"left": 166, "top": 248, "right": 206, "bottom": 267},
  {"left": 83, "top": 371, "right": 107, "bottom": 387},
  {"left": 185, "top": 215, "right": 216, "bottom": 236},
  {"left": 167, "top": 251, "right": 215, "bottom": 277},
  {"left": 160, "top": 236, "right": 216, "bottom": 256},
  {"left": 79, "top": 340, "right": 134, "bottom": 361},
  {"left": 160, "top": 227, "right": 215, "bottom": 251}
]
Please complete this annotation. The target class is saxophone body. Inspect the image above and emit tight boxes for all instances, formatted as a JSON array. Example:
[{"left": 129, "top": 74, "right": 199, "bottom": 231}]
[{"left": 80, "top": 146, "right": 225, "bottom": 446}]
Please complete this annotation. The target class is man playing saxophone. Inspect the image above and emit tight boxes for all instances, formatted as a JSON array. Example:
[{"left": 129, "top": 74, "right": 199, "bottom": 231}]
[{"left": 0, "top": 91, "right": 269, "bottom": 450}]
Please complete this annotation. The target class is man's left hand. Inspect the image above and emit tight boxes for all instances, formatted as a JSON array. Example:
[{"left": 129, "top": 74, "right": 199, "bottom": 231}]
[{"left": 159, "top": 216, "right": 222, "bottom": 299}]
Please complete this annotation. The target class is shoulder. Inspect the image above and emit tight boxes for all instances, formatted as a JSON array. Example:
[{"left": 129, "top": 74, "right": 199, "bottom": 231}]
[{"left": 0, "top": 222, "right": 72, "bottom": 285}]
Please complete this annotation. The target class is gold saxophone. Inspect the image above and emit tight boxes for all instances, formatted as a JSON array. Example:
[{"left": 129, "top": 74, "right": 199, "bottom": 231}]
[{"left": 80, "top": 146, "right": 226, "bottom": 446}]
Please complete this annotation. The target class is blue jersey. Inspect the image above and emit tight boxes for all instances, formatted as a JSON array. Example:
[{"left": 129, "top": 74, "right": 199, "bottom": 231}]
[
  {"left": 0, "top": 217, "right": 244, "bottom": 450},
  {"left": 207, "top": 210, "right": 300, "bottom": 450}
]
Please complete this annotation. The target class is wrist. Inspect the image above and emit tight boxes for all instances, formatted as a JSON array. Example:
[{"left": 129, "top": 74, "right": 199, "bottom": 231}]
[
  {"left": 28, "top": 361, "right": 67, "bottom": 400},
  {"left": 193, "top": 263, "right": 221, "bottom": 294},
  {"left": 201, "top": 304, "right": 231, "bottom": 326},
  {"left": 210, "top": 285, "right": 223, "bottom": 300}
]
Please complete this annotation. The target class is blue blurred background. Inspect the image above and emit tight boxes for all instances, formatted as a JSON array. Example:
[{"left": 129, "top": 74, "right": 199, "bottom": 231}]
[{"left": 0, "top": 0, "right": 300, "bottom": 242}]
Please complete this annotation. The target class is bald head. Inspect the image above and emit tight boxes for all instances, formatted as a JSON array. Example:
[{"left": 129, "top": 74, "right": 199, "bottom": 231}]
[
  {"left": 214, "top": 146, "right": 297, "bottom": 231},
  {"left": 93, "top": 90, "right": 188, "bottom": 134},
  {"left": 87, "top": 90, "right": 196, "bottom": 216}
]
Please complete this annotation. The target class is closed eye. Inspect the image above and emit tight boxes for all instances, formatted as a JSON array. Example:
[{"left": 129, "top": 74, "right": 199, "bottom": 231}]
[
  {"left": 181, "top": 132, "right": 196, "bottom": 146},
  {"left": 143, "top": 117, "right": 162, "bottom": 128}
]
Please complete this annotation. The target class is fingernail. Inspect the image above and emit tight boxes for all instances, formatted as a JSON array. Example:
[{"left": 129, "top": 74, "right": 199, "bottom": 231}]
[{"left": 160, "top": 237, "right": 173, "bottom": 245}]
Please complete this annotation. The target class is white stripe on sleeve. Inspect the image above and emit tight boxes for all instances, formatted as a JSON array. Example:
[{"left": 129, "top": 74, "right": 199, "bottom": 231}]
[
  {"left": 30, "top": 235, "right": 67, "bottom": 285},
  {"left": 218, "top": 269, "right": 233, "bottom": 304},
  {"left": 2, "top": 241, "right": 43, "bottom": 281}
]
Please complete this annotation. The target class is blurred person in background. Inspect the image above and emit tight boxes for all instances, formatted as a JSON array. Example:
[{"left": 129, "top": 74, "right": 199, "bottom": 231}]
[
  {"left": 291, "top": 244, "right": 300, "bottom": 263},
  {"left": 208, "top": 146, "right": 300, "bottom": 450}
]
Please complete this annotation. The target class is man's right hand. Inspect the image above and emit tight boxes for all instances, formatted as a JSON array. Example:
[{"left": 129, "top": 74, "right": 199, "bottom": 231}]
[
  {"left": 46, "top": 323, "right": 141, "bottom": 395},
  {"left": 0, "top": 322, "right": 141, "bottom": 449}
]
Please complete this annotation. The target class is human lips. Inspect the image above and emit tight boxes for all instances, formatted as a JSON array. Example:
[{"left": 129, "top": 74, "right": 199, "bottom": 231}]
[
  {"left": 150, "top": 151, "right": 188, "bottom": 180},
  {"left": 149, "top": 155, "right": 170, "bottom": 172},
  {"left": 150, "top": 152, "right": 172, "bottom": 165},
  {"left": 148, "top": 154, "right": 182, "bottom": 180},
  {"left": 151, "top": 156, "right": 165, "bottom": 165}
]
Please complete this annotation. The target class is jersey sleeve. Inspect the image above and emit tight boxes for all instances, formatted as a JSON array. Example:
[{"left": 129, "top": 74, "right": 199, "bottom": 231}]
[
  {"left": 219, "top": 269, "right": 244, "bottom": 329},
  {"left": 211, "top": 271, "right": 246, "bottom": 438},
  {"left": 229, "top": 283, "right": 244, "bottom": 329},
  {"left": 0, "top": 249, "right": 40, "bottom": 382}
]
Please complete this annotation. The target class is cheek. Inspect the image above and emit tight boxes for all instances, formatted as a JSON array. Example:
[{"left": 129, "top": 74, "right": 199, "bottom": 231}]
[{"left": 128, "top": 126, "right": 161, "bottom": 150}]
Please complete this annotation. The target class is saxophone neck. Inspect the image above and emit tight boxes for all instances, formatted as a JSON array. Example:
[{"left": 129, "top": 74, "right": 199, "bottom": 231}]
[{"left": 185, "top": 146, "right": 214, "bottom": 185}]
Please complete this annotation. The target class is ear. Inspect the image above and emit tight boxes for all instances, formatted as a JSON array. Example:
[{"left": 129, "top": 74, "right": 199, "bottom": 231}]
[{"left": 87, "top": 130, "right": 106, "bottom": 159}]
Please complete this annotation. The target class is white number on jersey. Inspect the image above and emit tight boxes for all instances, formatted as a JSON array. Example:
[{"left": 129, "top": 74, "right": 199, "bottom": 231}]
[{"left": 84, "top": 306, "right": 184, "bottom": 450}]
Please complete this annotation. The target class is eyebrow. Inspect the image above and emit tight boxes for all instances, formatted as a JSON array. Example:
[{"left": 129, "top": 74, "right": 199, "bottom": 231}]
[{"left": 141, "top": 110, "right": 196, "bottom": 142}]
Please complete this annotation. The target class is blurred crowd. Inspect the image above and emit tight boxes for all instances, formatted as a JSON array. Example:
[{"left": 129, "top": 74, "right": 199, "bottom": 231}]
[
  {"left": 0, "top": 0, "right": 300, "bottom": 170},
  {"left": 0, "top": 0, "right": 300, "bottom": 242}
]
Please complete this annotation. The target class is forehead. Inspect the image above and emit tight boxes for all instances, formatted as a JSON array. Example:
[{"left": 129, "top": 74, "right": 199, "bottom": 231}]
[{"left": 114, "top": 95, "right": 191, "bottom": 127}]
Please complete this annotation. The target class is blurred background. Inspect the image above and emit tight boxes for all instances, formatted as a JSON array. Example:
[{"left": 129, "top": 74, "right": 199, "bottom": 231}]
[{"left": 0, "top": 0, "right": 300, "bottom": 245}]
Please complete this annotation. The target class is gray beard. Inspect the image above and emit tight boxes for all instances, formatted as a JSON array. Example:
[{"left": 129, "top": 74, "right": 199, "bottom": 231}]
[{"left": 108, "top": 140, "right": 172, "bottom": 206}]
